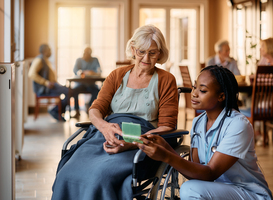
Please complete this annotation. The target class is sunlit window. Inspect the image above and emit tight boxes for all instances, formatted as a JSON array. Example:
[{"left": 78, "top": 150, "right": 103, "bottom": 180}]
[
  {"left": 57, "top": 7, "right": 85, "bottom": 84},
  {"left": 260, "top": 0, "right": 268, "bottom": 39},
  {"left": 235, "top": 8, "right": 245, "bottom": 74},
  {"left": 234, "top": 4, "right": 258, "bottom": 75},
  {"left": 170, "top": 9, "right": 196, "bottom": 84},
  {"left": 139, "top": 8, "right": 166, "bottom": 37},
  {"left": 57, "top": 6, "right": 118, "bottom": 84},
  {"left": 91, "top": 7, "right": 118, "bottom": 78},
  {"left": 139, "top": 8, "right": 197, "bottom": 85}
]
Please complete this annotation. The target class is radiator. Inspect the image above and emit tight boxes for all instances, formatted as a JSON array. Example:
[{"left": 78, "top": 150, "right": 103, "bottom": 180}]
[
  {"left": 14, "top": 61, "right": 24, "bottom": 157},
  {"left": 0, "top": 63, "right": 15, "bottom": 200}
]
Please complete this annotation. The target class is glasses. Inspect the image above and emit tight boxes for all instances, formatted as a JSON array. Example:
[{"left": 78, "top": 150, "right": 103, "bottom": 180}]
[{"left": 135, "top": 49, "right": 160, "bottom": 59}]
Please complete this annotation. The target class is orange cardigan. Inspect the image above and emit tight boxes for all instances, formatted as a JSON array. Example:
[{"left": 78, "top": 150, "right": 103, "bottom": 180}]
[{"left": 90, "top": 65, "right": 178, "bottom": 129}]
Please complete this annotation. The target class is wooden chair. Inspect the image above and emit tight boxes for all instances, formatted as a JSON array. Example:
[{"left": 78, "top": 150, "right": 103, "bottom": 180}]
[
  {"left": 35, "top": 94, "right": 62, "bottom": 120},
  {"left": 247, "top": 66, "right": 273, "bottom": 147},
  {"left": 116, "top": 60, "right": 131, "bottom": 68},
  {"left": 179, "top": 65, "right": 202, "bottom": 129}
]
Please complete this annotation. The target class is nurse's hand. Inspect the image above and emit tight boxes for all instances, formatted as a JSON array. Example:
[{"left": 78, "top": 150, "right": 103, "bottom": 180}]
[
  {"left": 140, "top": 134, "right": 175, "bottom": 153},
  {"left": 133, "top": 135, "right": 172, "bottom": 162}
]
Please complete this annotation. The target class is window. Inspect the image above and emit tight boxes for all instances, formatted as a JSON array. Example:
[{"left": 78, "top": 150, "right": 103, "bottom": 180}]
[
  {"left": 232, "top": 3, "right": 258, "bottom": 75},
  {"left": 1, "top": 0, "right": 11, "bottom": 62},
  {"left": 55, "top": 3, "right": 123, "bottom": 84},
  {"left": 139, "top": 8, "right": 197, "bottom": 85},
  {"left": 231, "top": 0, "right": 273, "bottom": 75},
  {"left": 57, "top": 7, "right": 85, "bottom": 84},
  {"left": 14, "top": 0, "right": 24, "bottom": 62},
  {"left": 90, "top": 7, "right": 118, "bottom": 77},
  {"left": 260, "top": 0, "right": 269, "bottom": 39},
  {"left": 0, "top": 0, "right": 24, "bottom": 62}
]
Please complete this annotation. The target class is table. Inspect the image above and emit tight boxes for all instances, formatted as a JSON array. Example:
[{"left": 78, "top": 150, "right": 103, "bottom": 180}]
[
  {"left": 237, "top": 76, "right": 253, "bottom": 108},
  {"left": 237, "top": 75, "right": 253, "bottom": 94},
  {"left": 67, "top": 76, "right": 106, "bottom": 86},
  {"left": 66, "top": 76, "right": 106, "bottom": 118},
  {"left": 238, "top": 82, "right": 253, "bottom": 94}
]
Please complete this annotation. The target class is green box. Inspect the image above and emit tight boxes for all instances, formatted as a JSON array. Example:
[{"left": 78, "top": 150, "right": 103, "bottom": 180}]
[{"left": 122, "top": 122, "right": 143, "bottom": 143}]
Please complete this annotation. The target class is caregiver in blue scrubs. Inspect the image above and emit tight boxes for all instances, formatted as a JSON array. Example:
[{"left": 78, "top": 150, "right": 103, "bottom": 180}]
[{"left": 135, "top": 65, "right": 272, "bottom": 200}]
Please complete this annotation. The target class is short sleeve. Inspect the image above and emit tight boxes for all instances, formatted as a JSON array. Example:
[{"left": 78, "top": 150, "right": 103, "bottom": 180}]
[{"left": 216, "top": 115, "right": 254, "bottom": 159}]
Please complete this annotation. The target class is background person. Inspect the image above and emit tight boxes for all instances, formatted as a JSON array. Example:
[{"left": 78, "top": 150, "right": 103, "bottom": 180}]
[
  {"left": 252, "top": 37, "right": 273, "bottom": 145},
  {"left": 28, "top": 44, "right": 70, "bottom": 121},
  {"left": 51, "top": 24, "right": 178, "bottom": 200},
  {"left": 72, "top": 47, "right": 101, "bottom": 117},
  {"left": 206, "top": 39, "right": 241, "bottom": 75},
  {"left": 135, "top": 66, "right": 272, "bottom": 200},
  {"left": 258, "top": 37, "right": 273, "bottom": 65}
]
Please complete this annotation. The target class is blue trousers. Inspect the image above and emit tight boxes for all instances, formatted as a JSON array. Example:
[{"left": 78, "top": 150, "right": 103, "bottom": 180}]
[
  {"left": 39, "top": 83, "right": 69, "bottom": 113},
  {"left": 73, "top": 84, "right": 99, "bottom": 111},
  {"left": 180, "top": 180, "right": 271, "bottom": 200}
]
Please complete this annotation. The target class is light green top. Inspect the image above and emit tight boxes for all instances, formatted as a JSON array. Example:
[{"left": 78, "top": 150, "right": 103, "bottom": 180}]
[{"left": 110, "top": 70, "right": 159, "bottom": 128}]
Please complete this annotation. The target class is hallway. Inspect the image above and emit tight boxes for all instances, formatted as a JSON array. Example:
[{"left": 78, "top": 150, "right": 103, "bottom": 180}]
[{"left": 15, "top": 109, "right": 273, "bottom": 199}]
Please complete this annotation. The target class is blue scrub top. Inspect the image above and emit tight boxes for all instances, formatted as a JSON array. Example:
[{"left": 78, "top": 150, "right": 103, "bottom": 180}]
[{"left": 190, "top": 109, "right": 272, "bottom": 198}]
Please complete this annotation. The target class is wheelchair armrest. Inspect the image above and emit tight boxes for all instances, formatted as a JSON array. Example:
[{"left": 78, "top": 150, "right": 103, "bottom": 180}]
[
  {"left": 132, "top": 129, "right": 189, "bottom": 187},
  {"left": 154, "top": 129, "right": 189, "bottom": 139},
  {"left": 61, "top": 121, "right": 93, "bottom": 156},
  {"left": 178, "top": 86, "right": 192, "bottom": 93},
  {"left": 75, "top": 121, "right": 93, "bottom": 127}
]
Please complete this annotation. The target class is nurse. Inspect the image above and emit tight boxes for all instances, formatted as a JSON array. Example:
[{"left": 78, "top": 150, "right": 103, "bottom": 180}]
[{"left": 134, "top": 65, "right": 272, "bottom": 199}]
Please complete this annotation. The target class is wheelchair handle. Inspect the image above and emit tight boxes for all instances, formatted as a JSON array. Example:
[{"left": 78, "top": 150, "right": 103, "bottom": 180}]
[{"left": 178, "top": 86, "right": 192, "bottom": 93}]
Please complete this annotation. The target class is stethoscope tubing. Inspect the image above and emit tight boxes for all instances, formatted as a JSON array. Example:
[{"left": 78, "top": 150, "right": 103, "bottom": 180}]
[{"left": 190, "top": 112, "right": 227, "bottom": 164}]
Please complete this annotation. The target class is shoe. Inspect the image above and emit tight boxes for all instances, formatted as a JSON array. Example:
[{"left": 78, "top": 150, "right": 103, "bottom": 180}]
[
  {"left": 256, "top": 136, "right": 263, "bottom": 146},
  {"left": 71, "top": 110, "right": 80, "bottom": 119},
  {"left": 48, "top": 109, "right": 66, "bottom": 122}
]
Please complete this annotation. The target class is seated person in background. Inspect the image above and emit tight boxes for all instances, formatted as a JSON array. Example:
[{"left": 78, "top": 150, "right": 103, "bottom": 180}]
[
  {"left": 206, "top": 39, "right": 241, "bottom": 75},
  {"left": 72, "top": 47, "right": 101, "bottom": 117},
  {"left": 51, "top": 24, "right": 178, "bottom": 200},
  {"left": 28, "top": 44, "right": 71, "bottom": 121},
  {"left": 258, "top": 37, "right": 273, "bottom": 65},
  {"left": 252, "top": 37, "right": 273, "bottom": 145},
  {"left": 135, "top": 65, "right": 272, "bottom": 200}
]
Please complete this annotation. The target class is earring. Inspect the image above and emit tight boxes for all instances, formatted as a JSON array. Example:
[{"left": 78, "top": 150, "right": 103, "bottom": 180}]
[{"left": 133, "top": 55, "right": 135, "bottom": 59}]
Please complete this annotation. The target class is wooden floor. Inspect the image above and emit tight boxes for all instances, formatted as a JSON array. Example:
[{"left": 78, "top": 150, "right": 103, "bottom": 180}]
[{"left": 16, "top": 109, "right": 273, "bottom": 200}]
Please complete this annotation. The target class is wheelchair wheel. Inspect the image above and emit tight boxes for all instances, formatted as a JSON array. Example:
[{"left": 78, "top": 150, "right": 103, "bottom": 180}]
[{"left": 150, "top": 145, "right": 190, "bottom": 200}]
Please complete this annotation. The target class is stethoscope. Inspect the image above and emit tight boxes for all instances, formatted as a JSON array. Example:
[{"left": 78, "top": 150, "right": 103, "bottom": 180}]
[{"left": 190, "top": 112, "right": 227, "bottom": 165}]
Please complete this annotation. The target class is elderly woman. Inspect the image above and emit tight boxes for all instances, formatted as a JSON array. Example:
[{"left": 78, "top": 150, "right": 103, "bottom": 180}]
[
  {"left": 51, "top": 25, "right": 178, "bottom": 200},
  {"left": 258, "top": 37, "right": 273, "bottom": 65},
  {"left": 206, "top": 39, "right": 241, "bottom": 75}
]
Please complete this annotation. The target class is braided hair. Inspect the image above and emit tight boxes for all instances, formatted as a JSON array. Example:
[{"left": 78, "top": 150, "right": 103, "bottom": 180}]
[{"left": 201, "top": 65, "right": 239, "bottom": 116}]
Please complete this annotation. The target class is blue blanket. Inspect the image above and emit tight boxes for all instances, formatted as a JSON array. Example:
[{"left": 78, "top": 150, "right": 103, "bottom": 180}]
[{"left": 52, "top": 113, "right": 155, "bottom": 200}]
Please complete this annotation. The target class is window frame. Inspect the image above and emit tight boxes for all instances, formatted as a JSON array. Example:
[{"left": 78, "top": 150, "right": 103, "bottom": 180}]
[
  {"left": 230, "top": 0, "right": 273, "bottom": 75},
  {"left": 48, "top": 0, "right": 129, "bottom": 76},
  {"left": 132, "top": 0, "right": 208, "bottom": 82}
]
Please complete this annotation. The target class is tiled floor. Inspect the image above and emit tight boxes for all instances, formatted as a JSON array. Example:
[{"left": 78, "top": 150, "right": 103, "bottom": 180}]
[{"left": 16, "top": 109, "right": 273, "bottom": 199}]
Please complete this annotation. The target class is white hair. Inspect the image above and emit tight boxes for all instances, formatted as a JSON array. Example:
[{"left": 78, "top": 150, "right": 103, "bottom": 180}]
[
  {"left": 125, "top": 24, "right": 169, "bottom": 64},
  {"left": 214, "top": 40, "right": 229, "bottom": 53}
]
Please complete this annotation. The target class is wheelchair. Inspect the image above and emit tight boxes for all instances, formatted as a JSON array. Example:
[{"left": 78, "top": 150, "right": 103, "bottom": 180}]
[{"left": 61, "top": 87, "right": 191, "bottom": 200}]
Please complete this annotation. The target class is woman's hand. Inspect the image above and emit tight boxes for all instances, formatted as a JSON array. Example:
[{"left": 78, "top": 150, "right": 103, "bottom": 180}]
[
  {"left": 103, "top": 141, "right": 137, "bottom": 154},
  {"left": 99, "top": 122, "right": 123, "bottom": 147},
  {"left": 89, "top": 109, "right": 124, "bottom": 147}
]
